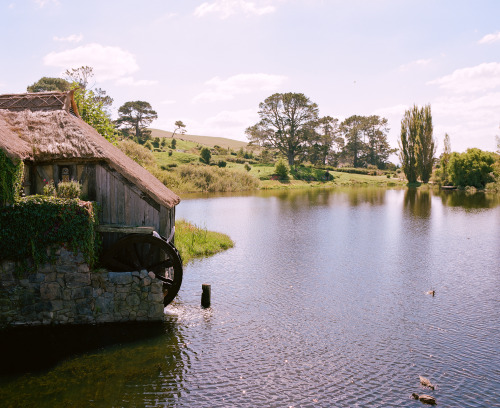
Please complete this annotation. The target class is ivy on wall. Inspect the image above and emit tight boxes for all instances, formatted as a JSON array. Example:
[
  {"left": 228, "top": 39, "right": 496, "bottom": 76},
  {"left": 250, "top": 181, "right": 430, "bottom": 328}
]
[
  {"left": 0, "top": 150, "right": 24, "bottom": 206},
  {"left": 0, "top": 196, "right": 99, "bottom": 270}
]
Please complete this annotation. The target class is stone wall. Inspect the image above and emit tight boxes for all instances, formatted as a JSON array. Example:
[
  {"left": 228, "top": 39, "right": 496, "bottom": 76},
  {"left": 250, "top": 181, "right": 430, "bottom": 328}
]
[{"left": 0, "top": 247, "right": 165, "bottom": 328}]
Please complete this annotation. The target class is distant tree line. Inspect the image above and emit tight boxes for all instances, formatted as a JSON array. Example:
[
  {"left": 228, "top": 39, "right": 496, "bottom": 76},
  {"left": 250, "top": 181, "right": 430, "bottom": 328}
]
[{"left": 245, "top": 92, "right": 396, "bottom": 169}]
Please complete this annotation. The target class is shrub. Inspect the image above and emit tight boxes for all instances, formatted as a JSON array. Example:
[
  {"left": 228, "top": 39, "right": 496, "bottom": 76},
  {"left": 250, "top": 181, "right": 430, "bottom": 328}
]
[
  {"left": 168, "top": 150, "right": 173, "bottom": 156},
  {"left": 57, "top": 180, "right": 82, "bottom": 199},
  {"left": 218, "top": 160, "right": 227, "bottom": 168},
  {"left": 200, "top": 147, "right": 211, "bottom": 164},
  {"left": 43, "top": 180, "right": 57, "bottom": 197},
  {"left": 274, "top": 159, "right": 289, "bottom": 180},
  {"left": 0, "top": 196, "right": 98, "bottom": 270},
  {"left": 448, "top": 148, "right": 495, "bottom": 188},
  {"left": 144, "top": 141, "right": 154, "bottom": 151},
  {"left": 290, "top": 165, "right": 331, "bottom": 181},
  {"left": 178, "top": 164, "right": 259, "bottom": 192},
  {"left": 0, "top": 150, "right": 24, "bottom": 205},
  {"left": 171, "top": 139, "right": 177, "bottom": 149},
  {"left": 244, "top": 162, "right": 251, "bottom": 172},
  {"left": 117, "top": 139, "right": 156, "bottom": 167}
]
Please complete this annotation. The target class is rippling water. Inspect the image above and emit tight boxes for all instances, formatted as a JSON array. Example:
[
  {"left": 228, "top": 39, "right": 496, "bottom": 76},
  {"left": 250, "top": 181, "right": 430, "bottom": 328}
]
[{"left": 1, "top": 188, "right": 499, "bottom": 407}]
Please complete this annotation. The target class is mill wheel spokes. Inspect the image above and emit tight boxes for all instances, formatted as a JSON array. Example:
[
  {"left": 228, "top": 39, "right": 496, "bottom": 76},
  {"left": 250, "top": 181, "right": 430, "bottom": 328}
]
[{"left": 101, "top": 234, "right": 183, "bottom": 306}]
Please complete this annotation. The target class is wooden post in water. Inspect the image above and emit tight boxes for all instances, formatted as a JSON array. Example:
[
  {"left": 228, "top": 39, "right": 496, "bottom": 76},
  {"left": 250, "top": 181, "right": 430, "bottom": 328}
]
[{"left": 201, "top": 284, "right": 211, "bottom": 308}]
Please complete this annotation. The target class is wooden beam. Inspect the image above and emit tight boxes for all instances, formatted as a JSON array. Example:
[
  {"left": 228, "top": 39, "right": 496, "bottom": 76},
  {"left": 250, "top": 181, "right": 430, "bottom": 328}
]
[{"left": 96, "top": 224, "right": 155, "bottom": 234}]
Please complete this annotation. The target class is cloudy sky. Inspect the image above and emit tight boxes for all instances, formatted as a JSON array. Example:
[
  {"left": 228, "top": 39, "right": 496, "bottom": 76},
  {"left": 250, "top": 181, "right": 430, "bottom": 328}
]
[{"left": 1, "top": 0, "right": 499, "bottom": 155}]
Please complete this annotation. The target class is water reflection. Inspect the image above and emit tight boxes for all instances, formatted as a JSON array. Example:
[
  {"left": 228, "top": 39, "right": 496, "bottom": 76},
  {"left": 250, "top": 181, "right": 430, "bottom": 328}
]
[
  {"left": 0, "top": 319, "right": 190, "bottom": 407},
  {"left": 403, "top": 188, "right": 432, "bottom": 218},
  {"left": 436, "top": 190, "right": 500, "bottom": 210},
  {"left": 1, "top": 187, "right": 499, "bottom": 408}
]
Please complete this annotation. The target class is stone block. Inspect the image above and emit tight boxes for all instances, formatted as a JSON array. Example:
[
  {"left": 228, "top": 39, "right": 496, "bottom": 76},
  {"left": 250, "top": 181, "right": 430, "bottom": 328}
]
[
  {"left": 116, "top": 286, "right": 131, "bottom": 293},
  {"left": 108, "top": 272, "right": 133, "bottom": 285},
  {"left": 126, "top": 294, "right": 141, "bottom": 307},
  {"left": 65, "top": 272, "right": 90, "bottom": 288},
  {"left": 143, "top": 277, "right": 151, "bottom": 287},
  {"left": 50, "top": 300, "right": 64, "bottom": 311},
  {"left": 38, "top": 264, "right": 55, "bottom": 274},
  {"left": 148, "top": 292, "right": 164, "bottom": 303},
  {"left": 29, "top": 273, "right": 45, "bottom": 283},
  {"left": 72, "top": 286, "right": 92, "bottom": 300},
  {"left": 40, "top": 283, "right": 62, "bottom": 300},
  {"left": 77, "top": 264, "right": 89, "bottom": 273},
  {"left": 148, "top": 303, "right": 164, "bottom": 319},
  {"left": 1, "top": 261, "right": 15, "bottom": 274},
  {"left": 150, "top": 283, "right": 163, "bottom": 294},
  {"left": 44, "top": 272, "right": 57, "bottom": 282},
  {"left": 140, "top": 270, "right": 148, "bottom": 279},
  {"left": 95, "top": 296, "right": 113, "bottom": 315},
  {"left": 75, "top": 299, "right": 92, "bottom": 315}
]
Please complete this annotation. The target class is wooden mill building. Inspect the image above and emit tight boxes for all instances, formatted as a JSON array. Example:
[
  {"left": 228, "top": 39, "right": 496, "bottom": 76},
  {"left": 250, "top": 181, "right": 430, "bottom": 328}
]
[{"left": 0, "top": 91, "right": 180, "bottom": 247}]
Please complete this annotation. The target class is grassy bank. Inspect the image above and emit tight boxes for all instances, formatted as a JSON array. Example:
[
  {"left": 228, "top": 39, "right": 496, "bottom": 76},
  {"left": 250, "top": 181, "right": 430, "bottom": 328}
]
[
  {"left": 118, "top": 138, "right": 406, "bottom": 194},
  {"left": 175, "top": 219, "right": 234, "bottom": 264}
]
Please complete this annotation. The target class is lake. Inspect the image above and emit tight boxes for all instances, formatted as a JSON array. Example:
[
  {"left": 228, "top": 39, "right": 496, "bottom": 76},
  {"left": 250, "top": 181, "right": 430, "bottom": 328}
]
[{"left": 1, "top": 187, "right": 499, "bottom": 407}]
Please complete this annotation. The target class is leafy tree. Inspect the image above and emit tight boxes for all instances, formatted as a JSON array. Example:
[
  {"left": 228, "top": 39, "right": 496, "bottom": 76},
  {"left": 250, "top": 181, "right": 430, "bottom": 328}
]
[
  {"left": 171, "top": 139, "right": 177, "bottom": 149},
  {"left": 340, "top": 115, "right": 366, "bottom": 167},
  {"left": 399, "top": 104, "right": 435, "bottom": 183},
  {"left": 116, "top": 101, "right": 158, "bottom": 141},
  {"left": 364, "top": 115, "right": 395, "bottom": 169},
  {"left": 72, "top": 86, "right": 116, "bottom": 143},
  {"left": 65, "top": 66, "right": 94, "bottom": 89},
  {"left": 448, "top": 148, "right": 495, "bottom": 188},
  {"left": 200, "top": 147, "right": 211, "bottom": 164},
  {"left": 274, "top": 159, "right": 289, "bottom": 180},
  {"left": 246, "top": 93, "right": 319, "bottom": 166},
  {"left": 172, "top": 121, "right": 186, "bottom": 138},
  {"left": 27, "top": 77, "right": 71, "bottom": 92},
  {"left": 436, "top": 133, "right": 452, "bottom": 185},
  {"left": 309, "top": 116, "right": 341, "bottom": 165}
]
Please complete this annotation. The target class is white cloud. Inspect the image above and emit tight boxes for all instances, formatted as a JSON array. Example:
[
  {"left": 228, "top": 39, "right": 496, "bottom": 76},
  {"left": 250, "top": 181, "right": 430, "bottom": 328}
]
[
  {"left": 399, "top": 59, "right": 431, "bottom": 71},
  {"left": 34, "top": 0, "right": 59, "bottom": 7},
  {"left": 427, "top": 62, "right": 500, "bottom": 93},
  {"left": 373, "top": 104, "right": 409, "bottom": 117},
  {"left": 192, "top": 109, "right": 259, "bottom": 140},
  {"left": 115, "top": 77, "right": 158, "bottom": 86},
  {"left": 478, "top": 31, "right": 500, "bottom": 44},
  {"left": 193, "top": 73, "right": 287, "bottom": 103},
  {"left": 43, "top": 43, "right": 139, "bottom": 82},
  {"left": 194, "top": 0, "right": 276, "bottom": 19},
  {"left": 53, "top": 34, "right": 83, "bottom": 43},
  {"left": 161, "top": 100, "right": 176, "bottom": 105}
]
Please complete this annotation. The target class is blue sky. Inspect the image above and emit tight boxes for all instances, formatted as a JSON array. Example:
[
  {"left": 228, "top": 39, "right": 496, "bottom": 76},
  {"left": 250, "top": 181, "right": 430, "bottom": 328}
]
[{"left": 1, "top": 0, "right": 499, "bottom": 156}]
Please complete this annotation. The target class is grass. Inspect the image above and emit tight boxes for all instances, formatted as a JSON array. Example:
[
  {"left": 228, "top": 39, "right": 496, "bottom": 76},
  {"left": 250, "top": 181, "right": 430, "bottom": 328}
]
[
  {"left": 175, "top": 219, "right": 234, "bottom": 264},
  {"left": 150, "top": 128, "right": 249, "bottom": 150},
  {"left": 119, "top": 136, "right": 407, "bottom": 194}
]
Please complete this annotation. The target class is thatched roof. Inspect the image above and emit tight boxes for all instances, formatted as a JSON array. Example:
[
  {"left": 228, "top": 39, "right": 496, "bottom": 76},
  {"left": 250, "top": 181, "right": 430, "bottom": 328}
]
[{"left": 0, "top": 91, "right": 180, "bottom": 208}]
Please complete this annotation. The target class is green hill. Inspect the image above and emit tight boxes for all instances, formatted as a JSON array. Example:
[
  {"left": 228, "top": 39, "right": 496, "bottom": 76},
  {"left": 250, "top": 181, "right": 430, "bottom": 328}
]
[{"left": 150, "top": 128, "right": 249, "bottom": 150}]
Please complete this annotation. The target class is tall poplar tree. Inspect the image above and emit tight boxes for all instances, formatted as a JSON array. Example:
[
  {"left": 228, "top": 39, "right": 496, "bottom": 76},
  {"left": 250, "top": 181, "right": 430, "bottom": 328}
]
[
  {"left": 416, "top": 105, "right": 436, "bottom": 183},
  {"left": 399, "top": 106, "right": 420, "bottom": 183},
  {"left": 399, "top": 104, "right": 436, "bottom": 183}
]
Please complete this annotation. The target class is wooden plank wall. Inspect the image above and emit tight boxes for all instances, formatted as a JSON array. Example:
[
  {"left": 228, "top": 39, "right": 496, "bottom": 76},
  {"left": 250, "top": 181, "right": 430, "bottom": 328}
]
[{"left": 95, "top": 164, "right": 162, "bottom": 229}]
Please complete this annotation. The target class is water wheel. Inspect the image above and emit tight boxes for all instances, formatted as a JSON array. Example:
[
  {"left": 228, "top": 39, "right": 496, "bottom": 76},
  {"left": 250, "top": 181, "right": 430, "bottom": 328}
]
[{"left": 101, "top": 234, "right": 183, "bottom": 306}]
